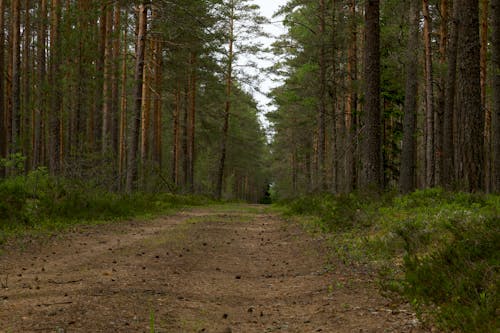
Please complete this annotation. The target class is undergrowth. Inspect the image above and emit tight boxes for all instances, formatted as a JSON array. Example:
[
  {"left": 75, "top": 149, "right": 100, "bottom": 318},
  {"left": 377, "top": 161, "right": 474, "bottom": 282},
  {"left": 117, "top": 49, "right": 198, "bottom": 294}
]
[
  {"left": 279, "top": 189, "right": 499, "bottom": 332},
  {"left": 0, "top": 169, "right": 214, "bottom": 244}
]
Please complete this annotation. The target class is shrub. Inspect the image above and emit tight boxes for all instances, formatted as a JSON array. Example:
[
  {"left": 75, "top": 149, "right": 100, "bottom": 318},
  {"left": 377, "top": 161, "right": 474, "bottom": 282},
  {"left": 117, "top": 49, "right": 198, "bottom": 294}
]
[{"left": 280, "top": 189, "right": 500, "bottom": 332}]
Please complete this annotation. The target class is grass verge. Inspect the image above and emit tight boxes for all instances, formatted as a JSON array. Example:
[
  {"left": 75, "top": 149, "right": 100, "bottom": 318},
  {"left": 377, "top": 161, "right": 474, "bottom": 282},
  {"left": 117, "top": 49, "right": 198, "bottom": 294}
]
[
  {"left": 0, "top": 169, "right": 215, "bottom": 246},
  {"left": 277, "top": 189, "right": 499, "bottom": 332}
]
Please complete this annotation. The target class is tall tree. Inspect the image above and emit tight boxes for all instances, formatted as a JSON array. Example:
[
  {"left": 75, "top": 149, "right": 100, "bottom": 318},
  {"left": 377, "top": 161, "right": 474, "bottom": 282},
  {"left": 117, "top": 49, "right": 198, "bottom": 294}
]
[
  {"left": 344, "top": 0, "right": 358, "bottom": 193},
  {"left": 442, "top": 0, "right": 459, "bottom": 188},
  {"left": 422, "top": 0, "right": 434, "bottom": 187},
  {"left": 0, "top": 0, "right": 5, "bottom": 177},
  {"left": 11, "top": 0, "right": 20, "bottom": 154},
  {"left": 49, "top": 0, "right": 62, "bottom": 173},
  {"left": 216, "top": 1, "right": 235, "bottom": 199},
  {"left": 492, "top": 0, "right": 500, "bottom": 192},
  {"left": 360, "top": 0, "right": 382, "bottom": 190},
  {"left": 318, "top": 0, "right": 327, "bottom": 190},
  {"left": 400, "top": 0, "right": 420, "bottom": 193},
  {"left": 126, "top": 3, "right": 147, "bottom": 192},
  {"left": 456, "top": 0, "right": 484, "bottom": 191}
]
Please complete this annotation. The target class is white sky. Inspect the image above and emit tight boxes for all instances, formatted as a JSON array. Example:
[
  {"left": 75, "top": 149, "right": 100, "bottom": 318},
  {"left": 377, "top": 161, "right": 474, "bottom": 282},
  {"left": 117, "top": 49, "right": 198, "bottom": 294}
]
[{"left": 247, "top": 0, "right": 288, "bottom": 130}]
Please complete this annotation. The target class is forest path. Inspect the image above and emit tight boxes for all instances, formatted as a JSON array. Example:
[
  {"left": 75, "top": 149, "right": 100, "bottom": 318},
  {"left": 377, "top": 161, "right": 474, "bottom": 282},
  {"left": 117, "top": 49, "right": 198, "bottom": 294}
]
[{"left": 0, "top": 205, "right": 424, "bottom": 333}]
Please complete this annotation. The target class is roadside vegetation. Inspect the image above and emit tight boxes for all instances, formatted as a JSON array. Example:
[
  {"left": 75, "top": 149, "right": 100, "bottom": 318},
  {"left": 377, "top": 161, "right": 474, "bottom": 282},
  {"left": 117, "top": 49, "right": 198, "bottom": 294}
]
[
  {"left": 0, "top": 169, "right": 214, "bottom": 245},
  {"left": 278, "top": 189, "right": 499, "bottom": 332}
]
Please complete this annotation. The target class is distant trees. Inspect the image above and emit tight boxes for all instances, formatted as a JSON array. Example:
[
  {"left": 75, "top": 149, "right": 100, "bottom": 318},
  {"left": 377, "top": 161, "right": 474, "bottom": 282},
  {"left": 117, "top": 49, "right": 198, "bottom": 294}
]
[
  {"left": 0, "top": 1, "right": 270, "bottom": 202},
  {"left": 269, "top": 0, "right": 498, "bottom": 196}
]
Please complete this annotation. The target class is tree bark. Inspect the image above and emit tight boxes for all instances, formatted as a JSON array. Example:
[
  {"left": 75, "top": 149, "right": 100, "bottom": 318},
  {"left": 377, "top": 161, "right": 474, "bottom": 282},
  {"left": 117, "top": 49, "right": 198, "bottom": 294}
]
[
  {"left": 140, "top": 40, "right": 151, "bottom": 180},
  {"left": 345, "top": 0, "right": 357, "bottom": 193},
  {"left": 119, "top": 7, "right": 128, "bottom": 186},
  {"left": 187, "top": 52, "right": 197, "bottom": 191},
  {"left": 102, "top": 5, "right": 112, "bottom": 154},
  {"left": 422, "top": 0, "right": 434, "bottom": 188},
  {"left": 318, "top": 0, "right": 327, "bottom": 191},
  {"left": 49, "top": 0, "right": 62, "bottom": 174},
  {"left": 436, "top": 0, "right": 448, "bottom": 186},
  {"left": 126, "top": 3, "right": 147, "bottom": 193},
  {"left": 172, "top": 86, "right": 180, "bottom": 186},
  {"left": 360, "top": 0, "right": 382, "bottom": 190},
  {"left": 0, "top": 0, "right": 5, "bottom": 177},
  {"left": 456, "top": 0, "right": 484, "bottom": 191},
  {"left": 492, "top": 0, "right": 500, "bottom": 192},
  {"left": 24, "top": 0, "right": 32, "bottom": 171},
  {"left": 216, "top": 3, "right": 234, "bottom": 199},
  {"left": 153, "top": 40, "right": 163, "bottom": 169},
  {"left": 111, "top": 4, "right": 121, "bottom": 156},
  {"left": 11, "top": 0, "right": 20, "bottom": 154},
  {"left": 400, "top": 0, "right": 420, "bottom": 194},
  {"left": 442, "top": 0, "right": 459, "bottom": 188}
]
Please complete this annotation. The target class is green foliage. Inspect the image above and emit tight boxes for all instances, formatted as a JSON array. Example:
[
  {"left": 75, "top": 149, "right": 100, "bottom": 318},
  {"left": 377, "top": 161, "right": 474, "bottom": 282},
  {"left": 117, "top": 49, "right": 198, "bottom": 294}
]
[
  {"left": 280, "top": 189, "right": 500, "bottom": 332},
  {"left": 0, "top": 171, "right": 214, "bottom": 242}
]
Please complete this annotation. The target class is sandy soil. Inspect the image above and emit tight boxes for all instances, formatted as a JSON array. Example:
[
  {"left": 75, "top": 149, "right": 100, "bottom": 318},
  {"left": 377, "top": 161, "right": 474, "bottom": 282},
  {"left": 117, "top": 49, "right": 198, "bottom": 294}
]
[{"left": 0, "top": 205, "right": 426, "bottom": 332}]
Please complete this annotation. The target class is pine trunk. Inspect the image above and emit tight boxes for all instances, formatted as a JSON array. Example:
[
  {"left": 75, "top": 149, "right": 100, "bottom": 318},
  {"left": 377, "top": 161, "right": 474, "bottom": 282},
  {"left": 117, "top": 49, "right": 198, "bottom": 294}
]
[
  {"left": 0, "top": 0, "right": 5, "bottom": 177},
  {"left": 492, "top": 0, "right": 500, "bottom": 192},
  {"left": 457, "top": 0, "right": 484, "bottom": 191},
  {"left": 111, "top": 4, "right": 121, "bottom": 156},
  {"left": 216, "top": 5, "right": 234, "bottom": 199},
  {"left": 423, "top": 0, "right": 434, "bottom": 188},
  {"left": 443, "top": 0, "right": 458, "bottom": 188},
  {"left": 400, "top": 0, "right": 420, "bottom": 193},
  {"left": 102, "top": 5, "right": 112, "bottom": 154},
  {"left": 188, "top": 52, "right": 197, "bottom": 191},
  {"left": 11, "top": 0, "right": 20, "bottom": 154},
  {"left": 172, "top": 87, "right": 180, "bottom": 186},
  {"left": 119, "top": 7, "right": 128, "bottom": 185},
  {"left": 361, "top": 0, "right": 381, "bottom": 190},
  {"left": 345, "top": 0, "right": 357, "bottom": 192},
  {"left": 49, "top": 0, "right": 61, "bottom": 174},
  {"left": 318, "top": 0, "right": 327, "bottom": 191},
  {"left": 126, "top": 4, "right": 147, "bottom": 193}
]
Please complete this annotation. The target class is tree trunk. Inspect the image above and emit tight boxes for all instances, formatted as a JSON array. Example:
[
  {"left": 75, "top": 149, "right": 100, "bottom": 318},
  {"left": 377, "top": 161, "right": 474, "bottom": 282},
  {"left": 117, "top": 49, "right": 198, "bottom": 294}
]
[
  {"left": 492, "top": 0, "right": 500, "bottom": 192},
  {"left": 140, "top": 41, "right": 151, "bottom": 183},
  {"left": 216, "top": 4, "right": 234, "bottom": 199},
  {"left": 11, "top": 0, "right": 20, "bottom": 154},
  {"left": 457, "top": 0, "right": 484, "bottom": 191},
  {"left": 345, "top": 0, "right": 357, "bottom": 193},
  {"left": 172, "top": 86, "right": 180, "bottom": 186},
  {"left": 360, "top": 0, "right": 381, "bottom": 190},
  {"left": 400, "top": 0, "right": 420, "bottom": 194},
  {"left": 126, "top": 3, "right": 147, "bottom": 193},
  {"left": 153, "top": 40, "right": 163, "bottom": 169},
  {"left": 188, "top": 52, "right": 197, "bottom": 191},
  {"left": 442, "top": 0, "right": 459, "bottom": 188},
  {"left": 23, "top": 0, "right": 32, "bottom": 171},
  {"left": 318, "top": 0, "right": 327, "bottom": 191},
  {"left": 0, "top": 0, "right": 5, "bottom": 177},
  {"left": 436, "top": 0, "right": 448, "bottom": 186},
  {"left": 480, "top": 0, "right": 490, "bottom": 190},
  {"left": 423, "top": 0, "right": 434, "bottom": 188},
  {"left": 111, "top": 4, "right": 121, "bottom": 157},
  {"left": 49, "top": 0, "right": 61, "bottom": 174},
  {"left": 102, "top": 5, "right": 112, "bottom": 154},
  {"left": 119, "top": 7, "right": 128, "bottom": 186}
]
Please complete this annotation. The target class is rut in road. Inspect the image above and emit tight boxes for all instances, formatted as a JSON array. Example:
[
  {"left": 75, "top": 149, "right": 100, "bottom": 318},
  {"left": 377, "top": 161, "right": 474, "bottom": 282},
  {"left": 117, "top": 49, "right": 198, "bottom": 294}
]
[{"left": 0, "top": 205, "right": 424, "bottom": 332}]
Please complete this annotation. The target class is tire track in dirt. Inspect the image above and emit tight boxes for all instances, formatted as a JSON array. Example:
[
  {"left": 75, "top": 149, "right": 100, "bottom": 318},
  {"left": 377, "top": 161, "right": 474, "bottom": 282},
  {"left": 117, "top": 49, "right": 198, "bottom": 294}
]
[{"left": 0, "top": 205, "right": 425, "bottom": 332}]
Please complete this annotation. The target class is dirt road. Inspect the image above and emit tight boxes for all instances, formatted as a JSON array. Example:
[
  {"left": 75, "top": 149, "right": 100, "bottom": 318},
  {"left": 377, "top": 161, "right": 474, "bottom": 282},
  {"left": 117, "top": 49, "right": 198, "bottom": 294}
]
[{"left": 0, "top": 205, "right": 424, "bottom": 332}]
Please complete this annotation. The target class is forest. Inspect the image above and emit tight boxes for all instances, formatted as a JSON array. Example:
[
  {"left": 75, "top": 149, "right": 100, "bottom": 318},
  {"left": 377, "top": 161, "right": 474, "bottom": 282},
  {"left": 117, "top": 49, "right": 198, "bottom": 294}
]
[{"left": 0, "top": 0, "right": 499, "bottom": 332}]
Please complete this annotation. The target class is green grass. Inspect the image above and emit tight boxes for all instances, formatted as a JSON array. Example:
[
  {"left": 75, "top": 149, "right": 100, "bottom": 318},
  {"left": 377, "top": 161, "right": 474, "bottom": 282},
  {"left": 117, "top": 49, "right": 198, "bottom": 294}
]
[
  {"left": 0, "top": 169, "right": 215, "bottom": 245},
  {"left": 278, "top": 189, "right": 499, "bottom": 332}
]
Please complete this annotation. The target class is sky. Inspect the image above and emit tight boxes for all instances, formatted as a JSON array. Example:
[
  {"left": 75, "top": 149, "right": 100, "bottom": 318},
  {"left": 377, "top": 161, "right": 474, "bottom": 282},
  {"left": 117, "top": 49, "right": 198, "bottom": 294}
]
[{"left": 246, "top": 0, "right": 288, "bottom": 130}]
